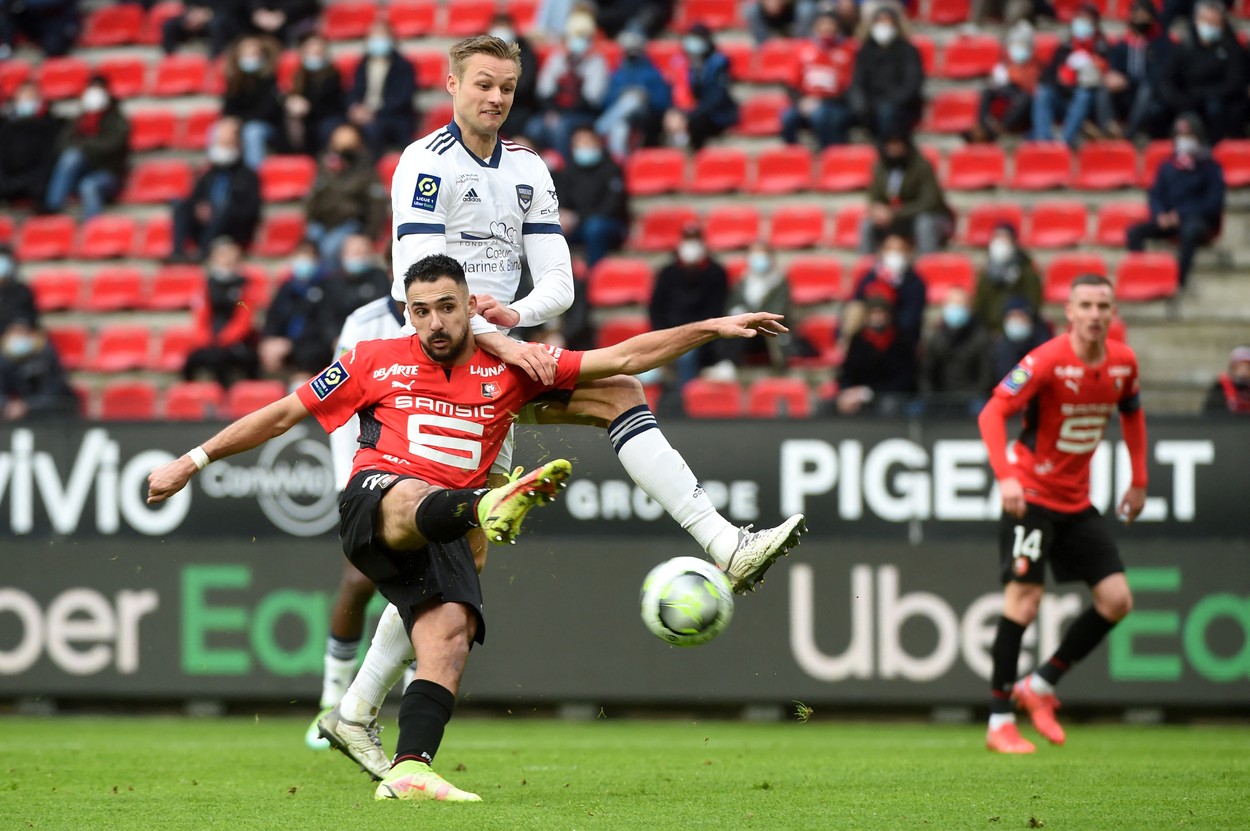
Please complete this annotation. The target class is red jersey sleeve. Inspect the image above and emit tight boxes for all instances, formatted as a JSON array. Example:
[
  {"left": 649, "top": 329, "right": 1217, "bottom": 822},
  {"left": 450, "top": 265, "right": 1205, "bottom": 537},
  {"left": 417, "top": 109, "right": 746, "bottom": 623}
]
[
  {"left": 990, "top": 347, "right": 1049, "bottom": 415},
  {"left": 547, "top": 344, "right": 583, "bottom": 391},
  {"left": 295, "top": 347, "right": 375, "bottom": 434}
]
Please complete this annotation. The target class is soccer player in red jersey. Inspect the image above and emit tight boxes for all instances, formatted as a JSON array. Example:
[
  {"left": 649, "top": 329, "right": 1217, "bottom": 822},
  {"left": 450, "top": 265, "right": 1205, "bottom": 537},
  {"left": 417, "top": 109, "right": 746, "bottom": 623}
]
[
  {"left": 977, "top": 274, "right": 1148, "bottom": 754},
  {"left": 147, "top": 253, "right": 786, "bottom": 800}
]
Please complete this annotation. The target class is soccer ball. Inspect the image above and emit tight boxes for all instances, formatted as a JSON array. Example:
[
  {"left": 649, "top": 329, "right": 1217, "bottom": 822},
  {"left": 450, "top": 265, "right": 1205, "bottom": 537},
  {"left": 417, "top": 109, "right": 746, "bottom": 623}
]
[{"left": 639, "top": 556, "right": 734, "bottom": 647}]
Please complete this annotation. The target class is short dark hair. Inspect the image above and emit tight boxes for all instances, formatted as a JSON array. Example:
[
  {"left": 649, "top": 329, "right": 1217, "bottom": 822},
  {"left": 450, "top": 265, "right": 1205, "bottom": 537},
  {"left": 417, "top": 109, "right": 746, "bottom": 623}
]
[
  {"left": 403, "top": 253, "right": 467, "bottom": 291},
  {"left": 1070, "top": 273, "right": 1113, "bottom": 293}
]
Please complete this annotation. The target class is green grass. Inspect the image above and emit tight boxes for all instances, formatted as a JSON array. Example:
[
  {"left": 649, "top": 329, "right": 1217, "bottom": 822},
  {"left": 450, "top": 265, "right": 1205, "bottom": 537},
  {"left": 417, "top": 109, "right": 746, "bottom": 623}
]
[{"left": 1, "top": 716, "right": 1246, "bottom": 830}]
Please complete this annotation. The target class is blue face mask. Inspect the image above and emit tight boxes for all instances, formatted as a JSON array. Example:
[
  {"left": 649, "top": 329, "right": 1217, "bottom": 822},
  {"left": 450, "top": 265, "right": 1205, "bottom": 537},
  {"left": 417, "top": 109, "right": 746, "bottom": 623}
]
[
  {"left": 239, "top": 55, "right": 263, "bottom": 73},
  {"left": 343, "top": 258, "right": 371, "bottom": 275},
  {"left": 942, "top": 304, "right": 972, "bottom": 330},
  {"left": 14, "top": 99, "right": 39, "bottom": 118},
  {"left": 747, "top": 252, "right": 772, "bottom": 274},
  {"left": 1196, "top": 21, "right": 1222, "bottom": 43},
  {"left": 4, "top": 335, "right": 35, "bottom": 358},
  {"left": 1004, "top": 319, "right": 1033, "bottom": 342},
  {"left": 291, "top": 257, "right": 318, "bottom": 281},
  {"left": 367, "top": 37, "right": 392, "bottom": 57},
  {"left": 567, "top": 35, "right": 591, "bottom": 56},
  {"left": 0, "top": 256, "right": 13, "bottom": 279},
  {"left": 682, "top": 36, "right": 708, "bottom": 57},
  {"left": 302, "top": 55, "right": 326, "bottom": 72},
  {"left": 572, "top": 146, "right": 602, "bottom": 167},
  {"left": 1071, "top": 18, "right": 1094, "bottom": 40}
]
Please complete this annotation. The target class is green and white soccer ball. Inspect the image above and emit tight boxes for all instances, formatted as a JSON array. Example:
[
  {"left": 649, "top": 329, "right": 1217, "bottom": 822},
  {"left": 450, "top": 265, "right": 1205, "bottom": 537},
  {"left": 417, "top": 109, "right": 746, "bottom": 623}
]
[{"left": 640, "top": 556, "right": 735, "bottom": 647}]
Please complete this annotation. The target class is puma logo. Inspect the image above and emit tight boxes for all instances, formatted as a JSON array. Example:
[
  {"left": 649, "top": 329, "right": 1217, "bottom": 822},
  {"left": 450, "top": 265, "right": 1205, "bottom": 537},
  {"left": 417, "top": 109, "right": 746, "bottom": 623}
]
[
  {"left": 1064, "top": 379, "right": 1080, "bottom": 394},
  {"left": 392, "top": 380, "right": 415, "bottom": 391}
]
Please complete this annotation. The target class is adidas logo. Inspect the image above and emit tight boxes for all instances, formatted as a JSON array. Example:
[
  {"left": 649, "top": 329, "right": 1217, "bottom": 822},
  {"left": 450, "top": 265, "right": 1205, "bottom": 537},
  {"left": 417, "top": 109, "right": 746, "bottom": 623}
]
[{"left": 463, "top": 188, "right": 481, "bottom": 203}]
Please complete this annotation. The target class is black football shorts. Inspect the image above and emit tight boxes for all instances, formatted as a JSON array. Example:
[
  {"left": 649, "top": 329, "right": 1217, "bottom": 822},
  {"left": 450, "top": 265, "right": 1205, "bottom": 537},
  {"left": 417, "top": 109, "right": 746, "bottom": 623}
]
[{"left": 998, "top": 502, "right": 1124, "bottom": 587}]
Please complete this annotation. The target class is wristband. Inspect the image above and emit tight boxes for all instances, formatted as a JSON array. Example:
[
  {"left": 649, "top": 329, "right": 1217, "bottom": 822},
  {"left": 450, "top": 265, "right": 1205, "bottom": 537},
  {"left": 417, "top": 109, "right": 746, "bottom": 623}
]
[{"left": 187, "top": 446, "right": 210, "bottom": 470}]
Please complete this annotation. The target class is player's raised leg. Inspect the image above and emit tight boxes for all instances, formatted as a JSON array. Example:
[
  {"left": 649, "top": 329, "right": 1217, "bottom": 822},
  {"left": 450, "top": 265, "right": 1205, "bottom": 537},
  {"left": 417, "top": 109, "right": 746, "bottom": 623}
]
[{"left": 987, "top": 582, "right": 1041, "bottom": 754}]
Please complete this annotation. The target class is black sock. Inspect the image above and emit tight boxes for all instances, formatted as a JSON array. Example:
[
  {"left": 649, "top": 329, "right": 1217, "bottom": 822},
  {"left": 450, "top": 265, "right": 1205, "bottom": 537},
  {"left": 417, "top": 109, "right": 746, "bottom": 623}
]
[
  {"left": 414, "top": 488, "right": 489, "bottom": 543},
  {"left": 990, "top": 616, "right": 1027, "bottom": 714},
  {"left": 1038, "top": 606, "right": 1117, "bottom": 685},
  {"left": 393, "top": 679, "right": 456, "bottom": 766}
]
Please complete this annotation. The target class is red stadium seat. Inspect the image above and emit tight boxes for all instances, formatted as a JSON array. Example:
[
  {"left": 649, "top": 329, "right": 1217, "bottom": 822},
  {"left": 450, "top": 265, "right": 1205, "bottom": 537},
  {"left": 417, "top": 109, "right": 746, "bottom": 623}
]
[
  {"left": 786, "top": 256, "right": 844, "bottom": 304},
  {"left": 96, "top": 56, "right": 147, "bottom": 98},
  {"left": 587, "top": 258, "right": 653, "bottom": 307},
  {"left": 1074, "top": 140, "right": 1138, "bottom": 190},
  {"left": 322, "top": 2, "right": 376, "bottom": 39},
  {"left": 938, "top": 35, "right": 999, "bottom": 78},
  {"left": 675, "top": 0, "right": 742, "bottom": 29},
  {"left": 913, "top": 252, "right": 975, "bottom": 303},
  {"left": 129, "top": 109, "right": 177, "bottom": 151},
  {"left": 749, "top": 38, "right": 802, "bottom": 84},
  {"left": 150, "top": 326, "right": 200, "bottom": 372},
  {"left": 682, "top": 379, "right": 744, "bottom": 418},
  {"left": 81, "top": 4, "right": 144, "bottom": 46},
  {"left": 633, "top": 206, "right": 699, "bottom": 253},
  {"left": 421, "top": 102, "right": 455, "bottom": 136},
  {"left": 140, "top": 1, "right": 183, "bottom": 45},
  {"left": 831, "top": 204, "right": 866, "bottom": 249},
  {"left": 768, "top": 205, "right": 826, "bottom": 250},
  {"left": 816, "top": 145, "right": 875, "bottom": 192},
  {"left": 1139, "top": 140, "right": 1171, "bottom": 187},
  {"left": 253, "top": 213, "right": 307, "bottom": 257},
  {"left": 688, "top": 147, "right": 749, "bottom": 195},
  {"left": 703, "top": 205, "right": 760, "bottom": 251},
  {"left": 151, "top": 54, "right": 209, "bottom": 97},
  {"left": 1010, "top": 142, "right": 1072, "bottom": 190},
  {"left": 121, "top": 159, "right": 194, "bottom": 204},
  {"left": 732, "top": 93, "right": 786, "bottom": 137},
  {"left": 1213, "top": 139, "right": 1250, "bottom": 187},
  {"left": 148, "top": 265, "right": 206, "bottom": 311},
  {"left": 407, "top": 48, "right": 449, "bottom": 89},
  {"left": 388, "top": 0, "right": 438, "bottom": 38},
  {"left": 0, "top": 59, "right": 31, "bottom": 99},
  {"left": 29, "top": 269, "right": 82, "bottom": 312},
  {"left": 924, "top": 89, "right": 978, "bottom": 133},
  {"left": 945, "top": 144, "right": 1006, "bottom": 190},
  {"left": 258, "top": 155, "right": 317, "bottom": 202},
  {"left": 137, "top": 216, "right": 173, "bottom": 259},
  {"left": 0, "top": 216, "right": 11, "bottom": 244},
  {"left": 794, "top": 315, "right": 841, "bottom": 367},
  {"left": 1115, "top": 252, "right": 1179, "bottom": 301},
  {"left": 962, "top": 203, "right": 1024, "bottom": 247},
  {"left": 505, "top": 0, "right": 538, "bottom": 30},
  {"left": 751, "top": 145, "right": 813, "bottom": 195},
  {"left": 1024, "top": 200, "right": 1088, "bottom": 248},
  {"left": 99, "top": 381, "right": 158, "bottom": 421},
  {"left": 333, "top": 53, "right": 362, "bottom": 89},
  {"left": 16, "top": 216, "right": 76, "bottom": 261},
  {"left": 624, "top": 148, "right": 687, "bottom": 197},
  {"left": 163, "top": 381, "right": 226, "bottom": 420},
  {"left": 89, "top": 325, "right": 151, "bottom": 372},
  {"left": 926, "top": 0, "right": 971, "bottom": 24},
  {"left": 747, "top": 377, "right": 812, "bottom": 418},
  {"left": 718, "top": 40, "right": 753, "bottom": 80},
  {"left": 376, "top": 152, "right": 402, "bottom": 190},
  {"left": 1094, "top": 202, "right": 1150, "bottom": 246},
  {"left": 594, "top": 316, "right": 650, "bottom": 349},
  {"left": 1054, "top": 0, "right": 1105, "bottom": 21},
  {"left": 85, "top": 266, "right": 146, "bottom": 312},
  {"left": 225, "top": 380, "right": 288, "bottom": 420},
  {"left": 176, "top": 107, "right": 221, "bottom": 150},
  {"left": 37, "top": 56, "right": 91, "bottom": 100},
  {"left": 75, "top": 216, "right": 136, "bottom": 259},
  {"left": 444, "top": 0, "right": 497, "bottom": 36},
  {"left": 912, "top": 35, "right": 937, "bottom": 75},
  {"left": 1043, "top": 253, "right": 1108, "bottom": 302},
  {"left": 47, "top": 326, "right": 89, "bottom": 370}
]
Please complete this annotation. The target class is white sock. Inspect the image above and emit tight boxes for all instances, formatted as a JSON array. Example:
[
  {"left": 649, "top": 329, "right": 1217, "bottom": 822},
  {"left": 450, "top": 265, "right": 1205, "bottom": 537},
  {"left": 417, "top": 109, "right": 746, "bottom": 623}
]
[
  {"left": 319, "top": 655, "right": 358, "bottom": 709},
  {"left": 988, "top": 713, "right": 1016, "bottom": 730},
  {"left": 1027, "top": 672, "right": 1055, "bottom": 695},
  {"left": 339, "top": 604, "right": 411, "bottom": 723},
  {"left": 609, "top": 406, "right": 739, "bottom": 567}
]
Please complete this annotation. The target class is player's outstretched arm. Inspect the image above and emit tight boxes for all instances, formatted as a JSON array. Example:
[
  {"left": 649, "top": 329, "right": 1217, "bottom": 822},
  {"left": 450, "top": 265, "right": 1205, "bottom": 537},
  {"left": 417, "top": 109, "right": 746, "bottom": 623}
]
[
  {"left": 476, "top": 328, "right": 557, "bottom": 385},
  {"left": 147, "top": 393, "right": 311, "bottom": 504},
  {"left": 578, "top": 313, "right": 787, "bottom": 381}
]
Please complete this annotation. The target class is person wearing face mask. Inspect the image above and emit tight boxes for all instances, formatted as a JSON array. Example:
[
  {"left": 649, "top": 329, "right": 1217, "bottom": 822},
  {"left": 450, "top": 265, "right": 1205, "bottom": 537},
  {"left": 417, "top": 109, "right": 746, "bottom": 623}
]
[
  {"left": 648, "top": 224, "right": 729, "bottom": 389},
  {"left": 0, "top": 245, "right": 39, "bottom": 337},
  {"left": 0, "top": 320, "right": 78, "bottom": 422},
  {"left": 527, "top": 12, "right": 610, "bottom": 159},
  {"left": 347, "top": 20, "right": 418, "bottom": 159},
  {"left": 0, "top": 81, "right": 63, "bottom": 206},
  {"left": 1125, "top": 114, "right": 1225, "bottom": 289},
  {"left": 920, "top": 286, "right": 994, "bottom": 416},
  {"left": 595, "top": 26, "right": 673, "bottom": 158},
  {"left": 1202, "top": 345, "right": 1250, "bottom": 416},
  {"left": 968, "top": 22, "right": 1041, "bottom": 143},
  {"left": 552, "top": 127, "right": 629, "bottom": 267},
  {"left": 1158, "top": 0, "right": 1247, "bottom": 145},
  {"left": 488, "top": 13, "right": 540, "bottom": 140},
  {"left": 169, "top": 118, "right": 262, "bottom": 263},
  {"left": 990, "top": 296, "right": 1051, "bottom": 382},
  {"left": 245, "top": 0, "right": 318, "bottom": 46},
  {"left": 661, "top": 23, "right": 738, "bottom": 151},
  {"left": 746, "top": 0, "right": 820, "bottom": 44},
  {"left": 284, "top": 32, "right": 346, "bottom": 156},
  {"left": 259, "top": 239, "right": 335, "bottom": 383},
  {"left": 860, "top": 129, "right": 955, "bottom": 256},
  {"left": 973, "top": 223, "right": 1042, "bottom": 333},
  {"left": 320, "top": 234, "right": 392, "bottom": 337},
  {"left": 222, "top": 35, "right": 284, "bottom": 170},
  {"left": 843, "top": 232, "right": 927, "bottom": 355},
  {"left": 1106, "top": 0, "right": 1173, "bottom": 141},
  {"left": 848, "top": 3, "right": 924, "bottom": 140},
  {"left": 161, "top": 0, "right": 244, "bottom": 57},
  {"left": 781, "top": 11, "right": 856, "bottom": 149},
  {"left": 835, "top": 293, "right": 919, "bottom": 417},
  {"left": 304, "top": 124, "right": 385, "bottom": 265},
  {"left": 42, "top": 77, "right": 129, "bottom": 219},
  {"left": 1031, "top": 4, "right": 1114, "bottom": 147},
  {"left": 709, "top": 242, "right": 794, "bottom": 377},
  {"left": 182, "top": 238, "right": 260, "bottom": 389}
]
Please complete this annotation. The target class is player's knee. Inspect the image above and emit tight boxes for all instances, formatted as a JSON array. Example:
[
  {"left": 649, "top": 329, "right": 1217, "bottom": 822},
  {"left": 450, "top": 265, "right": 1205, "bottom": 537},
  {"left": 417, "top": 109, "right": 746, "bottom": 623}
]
[
  {"left": 1099, "top": 589, "right": 1133, "bottom": 622},
  {"left": 597, "top": 374, "right": 646, "bottom": 417},
  {"left": 338, "top": 561, "right": 376, "bottom": 603}
]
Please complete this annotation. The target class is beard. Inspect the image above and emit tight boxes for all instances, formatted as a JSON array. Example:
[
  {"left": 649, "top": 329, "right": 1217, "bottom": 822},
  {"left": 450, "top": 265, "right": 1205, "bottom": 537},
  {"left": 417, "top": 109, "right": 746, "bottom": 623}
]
[{"left": 419, "top": 327, "right": 470, "bottom": 363}]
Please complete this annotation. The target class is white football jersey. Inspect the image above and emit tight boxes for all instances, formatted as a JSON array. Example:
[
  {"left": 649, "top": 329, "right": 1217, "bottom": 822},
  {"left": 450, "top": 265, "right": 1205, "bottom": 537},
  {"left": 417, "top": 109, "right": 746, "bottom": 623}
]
[{"left": 390, "top": 121, "right": 573, "bottom": 334}]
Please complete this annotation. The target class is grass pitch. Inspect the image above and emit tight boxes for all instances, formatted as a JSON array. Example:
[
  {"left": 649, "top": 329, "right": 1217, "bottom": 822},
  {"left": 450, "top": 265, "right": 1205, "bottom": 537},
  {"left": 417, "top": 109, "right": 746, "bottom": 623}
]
[{"left": 1, "top": 715, "right": 1246, "bottom": 830}]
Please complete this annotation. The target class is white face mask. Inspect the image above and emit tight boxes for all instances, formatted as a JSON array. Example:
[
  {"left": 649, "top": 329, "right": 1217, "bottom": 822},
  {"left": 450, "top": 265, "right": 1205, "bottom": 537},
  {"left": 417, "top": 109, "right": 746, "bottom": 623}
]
[
  {"left": 489, "top": 27, "right": 515, "bottom": 43},
  {"left": 1071, "top": 18, "right": 1094, "bottom": 40},
  {"left": 207, "top": 144, "right": 239, "bottom": 166},
  {"left": 1007, "top": 42, "right": 1032, "bottom": 64},
  {"left": 1004, "top": 318, "right": 1033, "bottom": 342},
  {"left": 1174, "top": 136, "right": 1200, "bottom": 157},
  {"left": 871, "top": 22, "right": 896, "bottom": 46},
  {"left": 880, "top": 250, "right": 907, "bottom": 277},
  {"left": 81, "top": 87, "right": 109, "bottom": 113},
  {"left": 677, "top": 240, "right": 705, "bottom": 265},
  {"left": 988, "top": 237, "right": 1015, "bottom": 264}
]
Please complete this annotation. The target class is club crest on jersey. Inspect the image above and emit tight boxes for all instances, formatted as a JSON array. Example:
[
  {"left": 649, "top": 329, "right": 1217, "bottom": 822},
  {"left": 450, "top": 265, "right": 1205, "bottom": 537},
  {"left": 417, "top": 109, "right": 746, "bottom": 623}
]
[
  {"left": 516, "top": 184, "right": 533, "bottom": 210},
  {"left": 1003, "top": 365, "right": 1031, "bottom": 394},
  {"left": 311, "top": 360, "right": 349, "bottom": 400},
  {"left": 481, "top": 382, "right": 500, "bottom": 399},
  {"left": 412, "top": 173, "right": 441, "bottom": 211}
]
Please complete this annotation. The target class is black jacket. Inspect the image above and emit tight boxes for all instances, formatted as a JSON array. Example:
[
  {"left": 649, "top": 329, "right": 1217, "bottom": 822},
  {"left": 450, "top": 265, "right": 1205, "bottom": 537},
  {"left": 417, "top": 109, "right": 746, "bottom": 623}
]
[
  {"left": 0, "top": 344, "right": 78, "bottom": 416},
  {"left": 553, "top": 157, "right": 629, "bottom": 224},
  {"left": 224, "top": 72, "right": 285, "bottom": 127},
  {"left": 349, "top": 51, "right": 417, "bottom": 119},
  {"left": 850, "top": 38, "right": 924, "bottom": 114},
  {"left": 60, "top": 106, "right": 130, "bottom": 179},
  {"left": 188, "top": 161, "right": 262, "bottom": 247},
  {"left": 0, "top": 111, "right": 63, "bottom": 191},
  {"left": 649, "top": 259, "right": 728, "bottom": 331},
  {"left": 320, "top": 267, "right": 392, "bottom": 334},
  {"left": 0, "top": 279, "right": 39, "bottom": 335},
  {"left": 1159, "top": 31, "right": 1246, "bottom": 110},
  {"left": 840, "top": 328, "right": 918, "bottom": 394}
]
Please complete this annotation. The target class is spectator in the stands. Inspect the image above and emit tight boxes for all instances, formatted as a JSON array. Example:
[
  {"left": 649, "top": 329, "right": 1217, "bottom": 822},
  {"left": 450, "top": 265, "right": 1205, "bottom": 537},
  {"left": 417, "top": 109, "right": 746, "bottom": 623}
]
[
  {"left": 245, "top": 0, "right": 318, "bottom": 46},
  {"left": 1202, "top": 345, "right": 1250, "bottom": 416},
  {"left": 0, "top": 319, "right": 78, "bottom": 421},
  {"left": 347, "top": 20, "right": 417, "bottom": 159},
  {"left": 781, "top": 10, "right": 856, "bottom": 149},
  {"left": 649, "top": 223, "right": 729, "bottom": 388},
  {"left": 160, "top": 0, "right": 243, "bottom": 56},
  {"left": 320, "top": 233, "right": 392, "bottom": 331},
  {"left": 0, "top": 0, "right": 79, "bottom": 58},
  {"left": 1107, "top": 0, "right": 1174, "bottom": 141},
  {"left": 920, "top": 286, "right": 994, "bottom": 416},
  {"left": 43, "top": 76, "right": 129, "bottom": 220},
  {"left": 848, "top": 2, "right": 924, "bottom": 140},
  {"left": 1031, "top": 4, "right": 1114, "bottom": 147},
  {"left": 967, "top": 22, "right": 1040, "bottom": 143},
  {"left": 596, "top": 26, "right": 673, "bottom": 158},
  {"left": 1158, "top": 0, "right": 1247, "bottom": 144},
  {"left": 258, "top": 240, "right": 334, "bottom": 384},
  {"left": 223, "top": 35, "right": 284, "bottom": 170},
  {"left": 746, "top": 0, "right": 819, "bottom": 43},
  {"left": 304, "top": 124, "right": 384, "bottom": 265},
  {"left": 708, "top": 241, "right": 794, "bottom": 380},
  {"left": 1160, "top": 0, "right": 1235, "bottom": 42},
  {"left": 835, "top": 294, "right": 918, "bottom": 416},
  {"left": 1126, "top": 113, "right": 1225, "bottom": 289},
  {"left": 0, "top": 245, "right": 38, "bottom": 335},
  {"left": 594, "top": 0, "right": 673, "bottom": 39},
  {"left": 860, "top": 128, "right": 954, "bottom": 256},
  {"left": 554, "top": 127, "right": 628, "bottom": 267},
  {"left": 169, "top": 119, "right": 261, "bottom": 263},
  {"left": 990, "top": 295, "right": 1051, "bottom": 381},
  {"left": 971, "top": 0, "right": 1035, "bottom": 27},
  {"left": 529, "top": 11, "right": 610, "bottom": 158},
  {"left": 283, "top": 32, "right": 345, "bottom": 156},
  {"left": 183, "top": 238, "right": 259, "bottom": 388},
  {"left": 489, "top": 13, "right": 540, "bottom": 141},
  {"left": 0, "top": 81, "right": 63, "bottom": 207},
  {"left": 662, "top": 24, "right": 739, "bottom": 151},
  {"left": 843, "top": 232, "right": 927, "bottom": 354},
  {"left": 972, "top": 222, "right": 1042, "bottom": 333}
]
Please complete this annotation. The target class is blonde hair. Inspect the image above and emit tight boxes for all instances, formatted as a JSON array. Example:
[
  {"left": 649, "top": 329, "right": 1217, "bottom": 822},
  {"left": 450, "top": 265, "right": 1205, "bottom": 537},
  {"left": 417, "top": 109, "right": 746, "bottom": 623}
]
[{"left": 449, "top": 35, "right": 522, "bottom": 80}]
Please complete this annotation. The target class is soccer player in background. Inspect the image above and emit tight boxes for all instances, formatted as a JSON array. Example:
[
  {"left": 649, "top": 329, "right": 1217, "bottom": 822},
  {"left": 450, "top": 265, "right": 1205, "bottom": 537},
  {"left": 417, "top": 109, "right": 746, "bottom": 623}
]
[
  {"left": 977, "top": 274, "right": 1148, "bottom": 754},
  {"left": 148, "top": 253, "right": 789, "bottom": 801}
]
